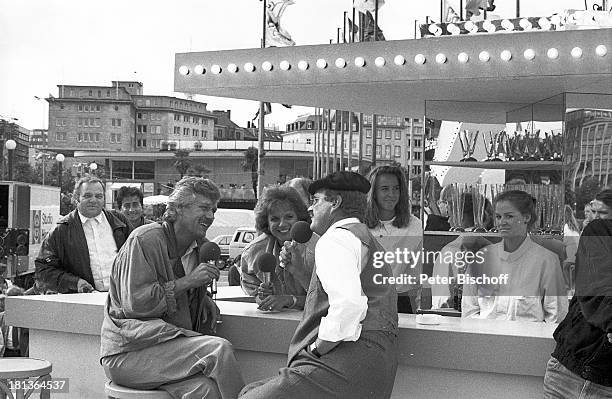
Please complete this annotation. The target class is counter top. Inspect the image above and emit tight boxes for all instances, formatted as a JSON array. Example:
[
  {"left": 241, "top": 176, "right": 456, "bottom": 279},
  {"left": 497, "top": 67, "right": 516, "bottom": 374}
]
[{"left": 6, "top": 288, "right": 556, "bottom": 377}]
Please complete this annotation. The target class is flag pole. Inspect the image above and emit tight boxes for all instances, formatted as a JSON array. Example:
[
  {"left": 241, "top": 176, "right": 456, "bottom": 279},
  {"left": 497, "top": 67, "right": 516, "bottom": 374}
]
[
  {"left": 313, "top": 108, "right": 318, "bottom": 179},
  {"left": 258, "top": 0, "right": 267, "bottom": 198},
  {"left": 326, "top": 108, "right": 331, "bottom": 175},
  {"left": 352, "top": 6, "right": 356, "bottom": 43}
]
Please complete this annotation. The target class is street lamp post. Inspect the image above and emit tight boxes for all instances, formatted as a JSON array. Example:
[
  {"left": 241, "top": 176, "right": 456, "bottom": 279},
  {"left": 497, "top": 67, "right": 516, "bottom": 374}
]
[
  {"left": 5, "top": 139, "right": 16, "bottom": 181},
  {"left": 56, "top": 153, "right": 65, "bottom": 190},
  {"left": 89, "top": 162, "right": 98, "bottom": 176}
]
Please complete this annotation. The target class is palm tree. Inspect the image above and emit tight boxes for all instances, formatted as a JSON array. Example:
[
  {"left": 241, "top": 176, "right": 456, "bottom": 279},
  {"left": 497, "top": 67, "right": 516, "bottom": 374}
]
[
  {"left": 241, "top": 147, "right": 261, "bottom": 199},
  {"left": 173, "top": 149, "right": 192, "bottom": 178},
  {"left": 187, "top": 162, "right": 211, "bottom": 178}
]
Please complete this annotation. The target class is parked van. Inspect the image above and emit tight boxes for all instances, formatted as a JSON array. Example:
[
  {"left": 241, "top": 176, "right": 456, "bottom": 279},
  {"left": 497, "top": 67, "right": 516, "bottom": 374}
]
[{"left": 228, "top": 227, "right": 258, "bottom": 262}]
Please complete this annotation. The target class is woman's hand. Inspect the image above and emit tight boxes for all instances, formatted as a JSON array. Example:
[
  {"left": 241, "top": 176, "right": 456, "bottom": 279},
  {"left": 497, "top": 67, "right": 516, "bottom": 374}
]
[{"left": 257, "top": 294, "right": 293, "bottom": 311}]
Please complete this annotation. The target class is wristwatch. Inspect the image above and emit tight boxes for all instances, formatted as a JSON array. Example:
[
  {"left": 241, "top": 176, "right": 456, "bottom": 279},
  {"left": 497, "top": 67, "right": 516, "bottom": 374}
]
[{"left": 309, "top": 342, "right": 322, "bottom": 358}]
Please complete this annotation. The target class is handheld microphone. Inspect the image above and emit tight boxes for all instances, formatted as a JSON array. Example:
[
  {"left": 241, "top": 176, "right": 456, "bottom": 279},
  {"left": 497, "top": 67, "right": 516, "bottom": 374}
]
[
  {"left": 280, "top": 221, "right": 313, "bottom": 268},
  {"left": 199, "top": 241, "right": 221, "bottom": 294},
  {"left": 254, "top": 252, "right": 277, "bottom": 284}
]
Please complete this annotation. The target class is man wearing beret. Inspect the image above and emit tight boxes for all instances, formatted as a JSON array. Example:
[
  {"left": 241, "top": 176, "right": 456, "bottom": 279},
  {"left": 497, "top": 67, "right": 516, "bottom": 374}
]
[{"left": 240, "top": 171, "right": 399, "bottom": 399}]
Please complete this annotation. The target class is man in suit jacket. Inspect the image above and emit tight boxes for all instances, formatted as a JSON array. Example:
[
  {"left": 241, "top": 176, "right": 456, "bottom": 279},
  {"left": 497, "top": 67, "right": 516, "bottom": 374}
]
[{"left": 35, "top": 176, "right": 132, "bottom": 293}]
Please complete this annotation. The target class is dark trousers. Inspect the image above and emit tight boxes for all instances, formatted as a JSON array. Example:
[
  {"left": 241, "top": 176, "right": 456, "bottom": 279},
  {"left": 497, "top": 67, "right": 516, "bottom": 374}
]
[{"left": 239, "top": 330, "right": 398, "bottom": 399}]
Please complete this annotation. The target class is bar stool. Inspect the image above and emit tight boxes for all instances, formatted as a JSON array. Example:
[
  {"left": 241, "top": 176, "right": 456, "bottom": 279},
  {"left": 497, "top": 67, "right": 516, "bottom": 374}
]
[
  {"left": 0, "top": 358, "right": 52, "bottom": 399},
  {"left": 105, "top": 381, "right": 171, "bottom": 399}
]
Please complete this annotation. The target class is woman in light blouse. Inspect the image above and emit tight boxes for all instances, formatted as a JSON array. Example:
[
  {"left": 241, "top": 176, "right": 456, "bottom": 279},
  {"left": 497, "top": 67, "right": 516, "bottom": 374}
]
[
  {"left": 366, "top": 165, "right": 423, "bottom": 313},
  {"left": 462, "top": 190, "right": 568, "bottom": 322}
]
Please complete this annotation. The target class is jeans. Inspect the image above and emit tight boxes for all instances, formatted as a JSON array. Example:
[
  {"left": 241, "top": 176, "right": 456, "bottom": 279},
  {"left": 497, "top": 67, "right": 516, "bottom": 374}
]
[{"left": 543, "top": 357, "right": 612, "bottom": 399}]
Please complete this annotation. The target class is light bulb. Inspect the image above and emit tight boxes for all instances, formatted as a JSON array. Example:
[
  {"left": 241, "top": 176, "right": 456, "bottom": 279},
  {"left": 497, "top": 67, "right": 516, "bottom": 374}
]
[
  {"left": 500, "top": 50, "right": 512, "bottom": 61},
  {"left": 316, "top": 58, "right": 327, "bottom": 69},
  {"left": 228, "top": 63, "right": 238, "bottom": 73},
  {"left": 374, "top": 57, "right": 386, "bottom": 67},
  {"left": 354, "top": 57, "right": 366, "bottom": 67},
  {"left": 211, "top": 65, "right": 221, "bottom": 74},
  {"left": 571, "top": 47, "right": 582, "bottom": 58},
  {"left": 479, "top": 51, "right": 490, "bottom": 62},
  {"left": 298, "top": 60, "right": 309, "bottom": 71},
  {"left": 335, "top": 58, "right": 346, "bottom": 68},
  {"left": 244, "top": 62, "right": 255, "bottom": 72},
  {"left": 547, "top": 48, "right": 559, "bottom": 59},
  {"left": 262, "top": 61, "right": 273, "bottom": 71},
  {"left": 519, "top": 18, "right": 532, "bottom": 30},
  {"left": 523, "top": 49, "right": 536, "bottom": 60},
  {"left": 596, "top": 45, "right": 607, "bottom": 57},
  {"left": 458, "top": 52, "right": 469, "bottom": 63},
  {"left": 483, "top": 20, "right": 496, "bottom": 33},
  {"left": 435, "top": 53, "right": 447, "bottom": 64},
  {"left": 178, "top": 66, "right": 189, "bottom": 76},
  {"left": 394, "top": 55, "right": 405, "bottom": 65},
  {"left": 414, "top": 54, "right": 426, "bottom": 64},
  {"left": 194, "top": 65, "right": 205, "bottom": 74},
  {"left": 501, "top": 19, "right": 514, "bottom": 31}
]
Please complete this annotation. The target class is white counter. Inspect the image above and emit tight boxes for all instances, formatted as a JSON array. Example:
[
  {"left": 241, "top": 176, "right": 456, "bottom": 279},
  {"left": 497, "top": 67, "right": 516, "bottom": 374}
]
[{"left": 5, "top": 290, "right": 556, "bottom": 398}]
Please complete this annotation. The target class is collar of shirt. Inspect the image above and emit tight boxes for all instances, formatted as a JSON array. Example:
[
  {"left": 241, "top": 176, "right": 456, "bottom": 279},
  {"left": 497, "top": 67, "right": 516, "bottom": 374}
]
[
  {"left": 499, "top": 235, "right": 533, "bottom": 262},
  {"left": 327, "top": 217, "right": 360, "bottom": 232},
  {"left": 78, "top": 210, "right": 105, "bottom": 225}
]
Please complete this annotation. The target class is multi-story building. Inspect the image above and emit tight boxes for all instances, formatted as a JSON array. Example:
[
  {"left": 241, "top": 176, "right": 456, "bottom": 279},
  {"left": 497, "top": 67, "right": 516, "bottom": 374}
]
[
  {"left": 212, "top": 110, "right": 244, "bottom": 141},
  {"left": 0, "top": 119, "right": 30, "bottom": 163},
  {"left": 30, "top": 129, "right": 48, "bottom": 149},
  {"left": 284, "top": 112, "right": 424, "bottom": 175},
  {"left": 565, "top": 108, "right": 612, "bottom": 188},
  {"left": 46, "top": 81, "right": 217, "bottom": 154}
]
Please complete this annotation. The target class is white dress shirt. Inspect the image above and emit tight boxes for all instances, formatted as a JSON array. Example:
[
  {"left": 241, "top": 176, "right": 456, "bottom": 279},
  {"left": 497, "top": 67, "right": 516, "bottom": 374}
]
[
  {"left": 316, "top": 217, "right": 368, "bottom": 342},
  {"left": 461, "top": 236, "right": 568, "bottom": 322},
  {"left": 79, "top": 211, "right": 118, "bottom": 291},
  {"left": 369, "top": 215, "right": 423, "bottom": 293}
]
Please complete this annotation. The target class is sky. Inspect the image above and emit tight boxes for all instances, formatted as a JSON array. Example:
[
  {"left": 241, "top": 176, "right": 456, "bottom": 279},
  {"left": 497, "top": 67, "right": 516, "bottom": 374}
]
[{"left": 0, "top": 0, "right": 585, "bottom": 131}]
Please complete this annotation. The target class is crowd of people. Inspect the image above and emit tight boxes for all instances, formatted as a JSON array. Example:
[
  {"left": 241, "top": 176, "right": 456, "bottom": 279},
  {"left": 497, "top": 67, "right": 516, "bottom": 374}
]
[{"left": 0, "top": 169, "right": 610, "bottom": 398}]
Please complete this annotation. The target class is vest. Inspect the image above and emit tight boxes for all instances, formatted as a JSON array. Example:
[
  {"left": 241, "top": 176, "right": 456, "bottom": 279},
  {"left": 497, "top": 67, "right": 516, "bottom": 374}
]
[{"left": 287, "top": 222, "right": 398, "bottom": 364}]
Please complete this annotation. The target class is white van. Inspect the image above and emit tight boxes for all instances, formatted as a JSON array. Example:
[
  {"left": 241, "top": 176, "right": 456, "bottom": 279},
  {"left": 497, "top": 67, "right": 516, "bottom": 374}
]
[{"left": 228, "top": 227, "right": 258, "bottom": 262}]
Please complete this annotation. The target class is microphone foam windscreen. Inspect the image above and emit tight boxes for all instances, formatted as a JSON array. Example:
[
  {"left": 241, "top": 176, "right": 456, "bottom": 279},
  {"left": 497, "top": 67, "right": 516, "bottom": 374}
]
[
  {"left": 199, "top": 242, "right": 221, "bottom": 262},
  {"left": 255, "top": 252, "right": 278, "bottom": 273},
  {"left": 290, "top": 221, "right": 313, "bottom": 243}
]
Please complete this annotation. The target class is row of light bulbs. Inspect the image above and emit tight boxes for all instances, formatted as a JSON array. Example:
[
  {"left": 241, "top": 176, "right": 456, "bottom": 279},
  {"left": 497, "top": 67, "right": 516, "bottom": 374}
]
[
  {"left": 427, "top": 16, "right": 564, "bottom": 36},
  {"left": 178, "top": 44, "right": 607, "bottom": 76}
]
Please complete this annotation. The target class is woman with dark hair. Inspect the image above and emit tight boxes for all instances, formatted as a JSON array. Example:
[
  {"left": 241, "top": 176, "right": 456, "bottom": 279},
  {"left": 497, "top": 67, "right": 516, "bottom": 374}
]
[
  {"left": 366, "top": 165, "right": 423, "bottom": 313},
  {"left": 240, "top": 186, "right": 316, "bottom": 311},
  {"left": 462, "top": 190, "right": 568, "bottom": 322}
]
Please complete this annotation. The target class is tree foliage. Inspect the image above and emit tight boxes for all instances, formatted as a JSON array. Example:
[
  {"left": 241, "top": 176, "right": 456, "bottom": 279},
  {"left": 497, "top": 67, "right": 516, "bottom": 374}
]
[{"left": 173, "top": 149, "right": 192, "bottom": 178}]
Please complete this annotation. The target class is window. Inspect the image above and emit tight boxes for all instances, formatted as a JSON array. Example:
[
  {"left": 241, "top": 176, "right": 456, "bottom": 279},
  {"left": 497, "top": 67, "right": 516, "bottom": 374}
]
[
  {"left": 184, "top": 115, "right": 189, "bottom": 122},
  {"left": 376, "top": 145, "right": 381, "bottom": 157},
  {"left": 56, "top": 132, "right": 66, "bottom": 141},
  {"left": 60, "top": 104, "right": 65, "bottom": 110},
  {"left": 78, "top": 104, "right": 83, "bottom": 112},
  {"left": 137, "top": 125, "right": 147, "bottom": 133},
  {"left": 183, "top": 127, "right": 189, "bottom": 136},
  {"left": 385, "top": 145, "right": 391, "bottom": 158},
  {"left": 203, "top": 130, "right": 208, "bottom": 139},
  {"left": 114, "top": 105, "right": 119, "bottom": 111},
  {"left": 413, "top": 151, "right": 421, "bottom": 160},
  {"left": 174, "top": 114, "right": 180, "bottom": 121},
  {"left": 366, "top": 144, "right": 372, "bottom": 156},
  {"left": 137, "top": 139, "right": 147, "bottom": 147},
  {"left": 406, "top": 151, "right": 410, "bottom": 160},
  {"left": 152, "top": 125, "right": 161, "bottom": 134},
  {"left": 84, "top": 104, "right": 90, "bottom": 112},
  {"left": 88, "top": 90, "right": 92, "bottom": 96},
  {"left": 306, "top": 138, "right": 312, "bottom": 144},
  {"left": 174, "top": 126, "right": 180, "bottom": 135},
  {"left": 95, "top": 118, "right": 100, "bottom": 127},
  {"left": 394, "top": 146, "right": 401, "bottom": 157},
  {"left": 366, "top": 129, "right": 372, "bottom": 138},
  {"left": 111, "top": 118, "right": 122, "bottom": 127},
  {"left": 97, "top": 90, "right": 101, "bottom": 97},
  {"left": 376, "top": 130, "right": 382, "bottom": 139},
  {"left": 70, "top": 89, "right": 74, "bottom": 97},
  {"left": 413, "top": 139, "right": 422, "bottom": 147},
  {"left": 106, "top": 90, "right": 111, "bottom": 97},
  {"left": 77, "top": 133, "right": 82, "bottom": 142},
  {"left": 193, "top": 129, "right": 198, "bottom": 137},
  {"left": 413, "top": 118, "right": 420, "bottom": 123},
  {"left": 137, "top": 113, "right": 142, "bottom": 119},
  {"left": 145, "top": 99, "right": 151, "bottom": 106},
  {"left": 385, "top": 130, "right": 391, "bottom": 139},
  {"left": 395, "top": 130, "right": 401, "bottom": 140},
  {"left": 110, "top": 133, "right": 122, "bottom": 143}
]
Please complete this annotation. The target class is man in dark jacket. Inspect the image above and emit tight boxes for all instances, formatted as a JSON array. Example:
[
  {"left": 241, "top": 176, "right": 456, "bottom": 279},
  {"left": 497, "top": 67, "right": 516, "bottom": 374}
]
[
  {"left": 35, "top": 176, "right": 132, "bottom": 293},
  {"left": 543, "top": 218, "right": 612, "bottom": 397}
]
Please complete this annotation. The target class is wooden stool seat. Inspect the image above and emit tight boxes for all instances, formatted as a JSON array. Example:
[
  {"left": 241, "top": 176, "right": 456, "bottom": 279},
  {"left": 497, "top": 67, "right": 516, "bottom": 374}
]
[
  {"left": 105, "top": 381, "right": 172, "bottom": 399},
  {"left": 0, "top": 358, "right": 52, "bottom": 399}
]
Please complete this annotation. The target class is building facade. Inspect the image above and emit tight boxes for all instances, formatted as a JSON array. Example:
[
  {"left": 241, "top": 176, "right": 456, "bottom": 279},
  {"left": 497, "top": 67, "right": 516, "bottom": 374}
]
[
  {"left": 46, "top": 81, "right": 217, "bottom": 154},
  {"left": 284, "top": 112, "right": 424, "bottom": 175},
  {"left": 565, "top": 108, "right": 612, "bottom": 188},
  {"left": 30, "top": 129, "right": 48, "bottom": 149}
]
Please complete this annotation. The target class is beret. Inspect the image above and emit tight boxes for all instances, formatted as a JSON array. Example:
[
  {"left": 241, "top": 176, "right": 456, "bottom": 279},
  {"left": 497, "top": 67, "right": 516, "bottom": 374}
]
[{"left": 308, "top": 171, "right": 371, "bottom": 195}]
